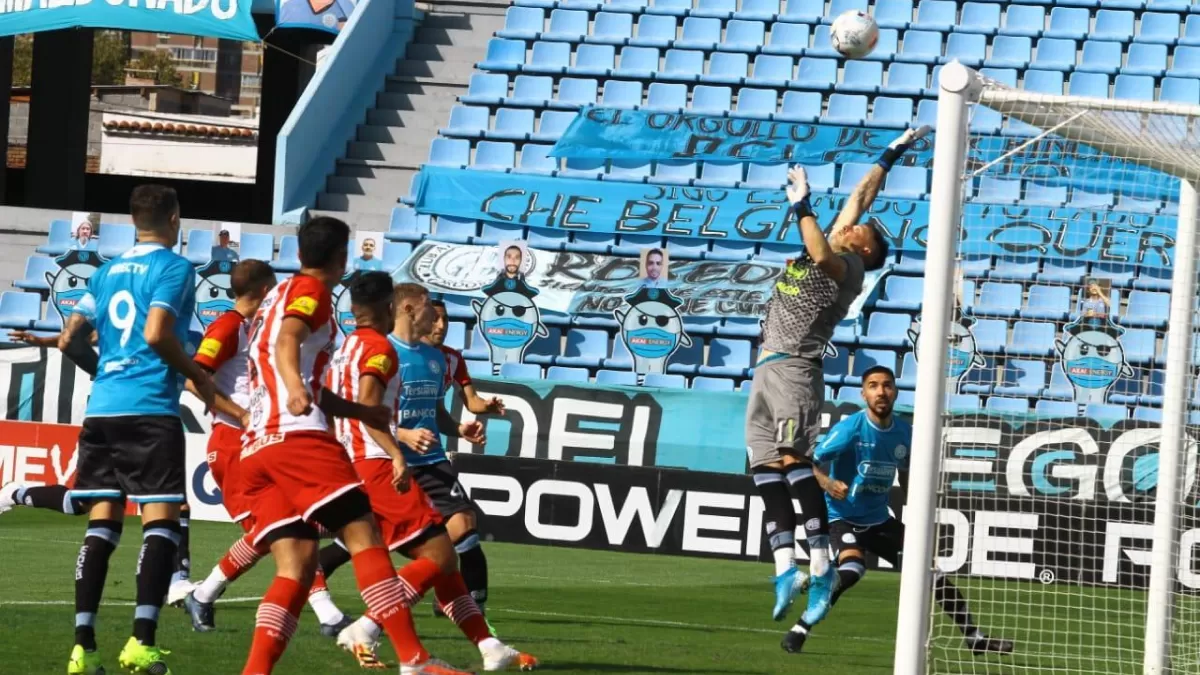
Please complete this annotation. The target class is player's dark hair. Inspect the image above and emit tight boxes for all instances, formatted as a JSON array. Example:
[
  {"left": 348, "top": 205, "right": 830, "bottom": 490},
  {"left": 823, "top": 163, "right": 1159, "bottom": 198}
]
[
  {"left": 430, "top": 298, "right": 446, "bottom": 311},
  {"left": 129, "top": 184, "right": 179, "bottom": 231},
  {"left": 505, "top": 245, "right": 522, "bottom": 257},
  {"left": 647, "top": 248, "right": 664, "bottom": 260},
  {"left": 350, "top": 271, "right": 394, "bottom": 307},
  {"left": 393, "top": 282, "right": 429, "bottom": 307},
  {"left": 861, "top": 365, "right": 896, "bottom": 384},
  {"left": 864, "top": 222, "right": 890, "bottom": 271},
  {"left": 230, "top": 259, "right": 276, "bottom": 297},
  {"left": 298, "top": 216, "right": 350, "bottom": 269}
]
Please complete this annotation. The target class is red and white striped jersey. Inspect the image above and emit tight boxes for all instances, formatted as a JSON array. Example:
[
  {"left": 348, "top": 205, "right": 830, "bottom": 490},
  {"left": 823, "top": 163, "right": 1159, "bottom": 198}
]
[
  {"left": 244, "top": 274, "right": 338, "bottom": 442},
  {"left": 327, "top": 328, "right": 401, "bottom": 462},
  {"left": 438, "top": 344, "right": 473, "bottom": 393},
  {"left": 193, "top": 309, "right": 250, "bottom": 429}
]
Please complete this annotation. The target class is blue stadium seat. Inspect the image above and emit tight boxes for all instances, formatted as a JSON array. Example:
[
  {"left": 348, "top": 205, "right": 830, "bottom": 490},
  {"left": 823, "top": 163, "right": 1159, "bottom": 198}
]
[
  {"left": 778, "top": 90, "right": 820, "bottom": 121},
  {"left": 843, "top": 349, "right": 896, "bottom": 386},
  {"left": 660, "top": 49, "right": 705, "bottom": 83},
  {"left": 725, "top": 20, "right": 766, "bottom": 51},
  {"left": 498, "top": 6, "right": 544, "bottom": 40},
  {"left": 1022, "top": 285, "right": 1070, "bottom": 321},
  {"left": 476, "top": 221, "right": 525, "bottom": 246},
  {"left": 1123, "top": 43, "right": 1168, "bottom": 77},
  {"left": 237, "top": 232, "right": 272, "bottom": 263},
  {"left": 1077, "top": 40, "right": 1122, "bottom": 75},
  {"left": 487, "top": 109, "right": 533, "bottom": 141},
  {"left": 1121, "top": 290, "right": 1170, "bottom": 328},
  {"left": 34, "top": 306, "right": 62, "bottom": 332},
  {"left": 631, "top": 14, "right": 677, "bottom": 47},
  {"left": 14, "top": 256, "right": 58, "bottom": 293},
  {"left": 838, "top": 163, "right": 872, "bottom": 192},
  {"left": 382, "top": 242, "right": 412, "bottom": 270},
  {"left": 782, "top": 0, "right": 823, "bottom": 23},
  {"left": 98, "top": 224, "right": 136, "bottom": 259},
  {"left": 184, "top": 229, "right": 214, "bottom": 265},
  {"left": 523, "top": 327, "right": 562, "bottom": 366},
  {"left": 429, "top": 138, "right": 471, "bottom": 166},
  {"left": 666, "top": 237, "right": 709, "bottom": 260},
  {"left": 994, "top": 359, "right": 1047, "bottom": 397},
  {"left": 828, "top": 0, "right": 866, "bottom": 19},
  {"left": 649, "top": 160, "right": 698, "bottom": 185},
  {"left": 794, "top": 57, "right": 838, "bottom": 91},
  {"left": 601, "top": 80, "right": 643, "bottom": 107},
  {"left": 596, "top": 369, "right": 639, "bottom": 386},
  {"left": 976, "top": 177, "right": 1020, "bottom": 203},
  {"left": 1044, "top": 7, "right": 1089, "bottom": 40},
  {"left": 691, "top": 85, "right": 732, "bottom": 112},
  {"left": 884, "top": 166, "right": 927, "bottom": 198},
  {"left": 547, "top": 366, "right": 590, "bottom": 382},
  {"left": 1008, "top": 321, "right": 1055, "bottom": 357},
  {"left": 1133, "top": 265, "right": 1171, "bottom": 291},
  {"left": 1141, "top": 370, "right": 1166, "bottom": 406},
  {"left": 616, "top": 46, "right": 658, "bottom": 78},
  {"left": 676, "top": 17, "right": 721, "bottom": 49},
  {"left": 556, "top": 329, "right": 610, "bottom": 368},
  {"left": 806, "top": 163, "right": 836, "bottom": 192},
  {"left": 645, "top": 82, "right": 688, "bottom": 109},
  {"left": 465, "top": 359, "right": 491, "bottom": 378},
  {"left": 461, "top": 73, "right": 508, "bottom": 105},
  {"left": 896, "top": 30, "right": 944, "bottom": 64},
  {"left": 1093, "top": 9, "right": 1134, "bottom": 41},
  {"left": 708, "top": 241, "right": 757, "bottom": 261},
  {"left": 737, "top": 0, "right": 779, "bottom": 21},
  {"left": 882, "top": 63, "right": 928, "bottom": 96},
  {"left": 1185, "top": 15, "right": 1200, "bottom": 47},
  {"left": 971, "top": 319, "right": 1008, "bottom": 354},
  {"left": 531, "top": 111, "right": 576, "bottom": 143},
  {"left": 694, "top": 0, "right": 736, "bottom": 19},
  {"left": 871, "top": 96, "right": 914, "bottom": 128},
  {"left": 645, "top": 373, "right": 687, "bottom": 388},
  {"left": 959, "top": 2, "right": 1000, "bottom": 35},
  {"left": 481, "top": 39, "right": 527, "bottom": 71},
  {"left": 605, "top": 159, "right": 653, "bottom": 182},
  {"left": 969, "top": 105, "right": 1002, "bottom": 134},
  {"left": 474, "top": 140, "right": 516, "bottom": 169},
  {"left": 1137, "top": 12, "right": 1182, "bottom": 44},
  {"left": 1169, "top": 47, "right": 1200, "bottom": 78},
  {"left": 748, "top": 54, "right": 794, "bottom": 86},
  {"left": 943, "top": 32, "right": 986, "bottom": 67},
  {"left": 825, "top": 93, "right": 868, "bottom": 124},
  {"left": 876, "top": 275, "right": 923, "bottom": 311},
  {"left": 556, "top": 77, "right": 599, "bottom": 107},
  {"left": 1134, "top": 407, "right": 1163, "bottom": 423},
  {"left": 527, "top": 41, "right": 572, "bottom": 74},
  {"left": 999, "top": 5, "right": 1045, "bottom": 38},
  {"left": 986, "top": 396, "right": 1029, "bottom": 414},
  {"left": 947, "top": 394, "right": 981, "bottom": 411},
  {"left": 573, "top": 44, "right": 615, "bottom": 76},
  {"left": 707, "top": 51, "right": 749, "bottom": 84},
  {"left": 875, "top": 0, "right": 914, "bottom": 29},
  {"left": 666, "top": 337, "right": 704, "bottom": 375},
  {"left": 1031, "top": 38, "right": 1075, "bottom": 71},
  {"left": 1086, "top": 403, "right": 1129, "bottom": 421},
  {"left": 37, "top": 219, "right": 73, "bottom": 256},
  {"left": 1042, "top": 366, "right": 1074, "bottom": 401},
  {"left": 589, "top": 12, "right": 633, "bottom": 45},
  {"left": 868, "top": 29, "right": 901, "bottom": 62},
  {"left": 516, "top": 144, "right": 559, "bottom": 173},
  {"left": 462, "top": 326, "right": 489, "bottom": 362},
  {"left": 1069, "top": 71, "right": 1110, "bottom": 98},
  {"left": 682, "top": 316, "right": 721, "bottom": 337},
  {"left": 763, "top": 21, "right": 809, "bottom": 55},
  {"left": 832, "top": 320, "right": 857, "bottom": 345},
  {"left": 1093, "top": 262, "right": 1136, "bottom": 288},
  {"left": 505, "top": 74, "right": 552, "bottom": 107},
  {"left": 433, "top": 216, "right": 477, "bottom": 243},
  {"left": 973, "top": 282, "right": 1022, "bottom": 318},
  {"left": 859, "top": 312, "right": 912, "bottom": 347},
  {"left": 1023, "top": 69, "right": 1064, "bottom": 95},
  {"left": 0, "top": 292, "right": 41, "bottom": 329},
  {"left": 894, "top": 251, "right": 926, "bottom": 275},
  {"left": 647, "top": 0, "right": 690, "bottom": 14},
  {"left": 544, "top": 9, "right": 589, "bottom": 41},
  {"left": 716, "top": 317, "right": 757, "bottom": 339},
  {"left": 693, "top": 376, "right": 735, "bottom": 392},
  {"left": 1115, "top": 74, "right": 1156, "bottom": 101},
  {"left": 824, "top": 348, "right": 849, "bottom": 385},
  {"left": 1108, "top": 367, "right": 1145, "bottom": 405},
  {"left": 1036, "top": 399, "right": 1079, "bottom": 417},
  {"left": 913, "top": 0, "right": 955, "bottom": 30},
  {"left": 611, "top": 233, "right": 661, "bottom": 257},
  {"left": 895, "top": 352, "right": 918, "bottom": 389},
  {"left": 500, "top": 363, "right": 542, "bottom": 380},
  {"left": 961, "top": 255, "right": 992, "bottom": 278},
  {"left": 742, "top": 162, "right": 787, "bottom": 188},
  {"left": 895, "top": 390, "right": 915, "bottom": 408},
  {"left": 989, "top": 257, "right": 1039, "bottom": 282},
  {"left": 444, "top": 322, "right": 467, "bottom": 351},
  {"left": 838, "top": 60, "right": 883, "bottom": 94}
]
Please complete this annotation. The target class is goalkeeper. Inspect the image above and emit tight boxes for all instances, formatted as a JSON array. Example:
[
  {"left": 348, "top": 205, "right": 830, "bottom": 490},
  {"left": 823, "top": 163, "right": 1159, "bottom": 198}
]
[{"left": 780, "top": 364, "right": 1015, "bottom": 657}]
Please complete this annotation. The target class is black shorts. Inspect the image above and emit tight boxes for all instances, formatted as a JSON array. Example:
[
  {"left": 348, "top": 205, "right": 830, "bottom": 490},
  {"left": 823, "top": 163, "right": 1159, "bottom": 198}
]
[
  {"left": 70, "top": 415, "right": 186, "bottom": 504},
  {"left": 830, "top": 517, "right": 904, "bottom": 566},
  {"left": 413, "top": 460, "right": 476, "bottom": 519}
]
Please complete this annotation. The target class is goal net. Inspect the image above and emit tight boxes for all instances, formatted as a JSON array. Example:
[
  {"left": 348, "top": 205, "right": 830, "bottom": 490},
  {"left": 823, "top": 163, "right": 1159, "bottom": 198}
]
[{"left": 897, "top": 62, "right": 1200, "bottom": 675}]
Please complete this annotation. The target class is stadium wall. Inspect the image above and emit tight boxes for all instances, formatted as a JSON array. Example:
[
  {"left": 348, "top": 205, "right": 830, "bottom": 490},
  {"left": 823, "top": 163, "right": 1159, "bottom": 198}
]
[{"left": 273, "top": 0, "right": 418, "bottom": 224}]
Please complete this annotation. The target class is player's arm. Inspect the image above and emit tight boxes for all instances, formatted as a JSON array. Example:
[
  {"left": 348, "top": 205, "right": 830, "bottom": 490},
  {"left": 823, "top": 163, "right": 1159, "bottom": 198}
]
[
  {"left": 456, "top": 362, "right": 504, "bottom": 415},
  {"left": 830, "top": 126, "right": 930, "bottom": 233},
  {"left": 147, "top": 262, "right": 215, "bottom": 408},
  {"left": 812, "top": 419, "right": 856, "bottom": 464},
  {"left": 185, "top": 377, "right": 246, "bottom": 424},
  {"left": 437, "top": 403, "right": 487, "bottom": 445},
  {"left": 898, "top": 471, "right": 910, "bottom": 499},
  {"left": 812, "top": 463, "right": 848, "bottom": 501},
  {"left": 276, "top": 316, "right": 316, "bottom": 415},
  {"left": 191, "top": 321, "right": 250, "bottom": 425},
  {"left": 314, "top": 385, "right": 392, "bottom": 431}
]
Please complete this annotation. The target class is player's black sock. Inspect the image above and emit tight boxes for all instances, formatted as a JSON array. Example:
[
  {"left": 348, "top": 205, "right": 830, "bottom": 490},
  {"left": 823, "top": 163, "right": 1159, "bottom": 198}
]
[
  {"left": 133, "top": 520, "right": 181, "bottom": 646},
  {"left": 173, "top": 512, "right": 191, "bottom": 583},
  {"left": 830, "top": 556, "right": 866, "bottom": 606},
  {"left": 455, "top": 530, "right": 489, "bottom": 611},
  {"left": 934, "top": 574, "right": 980, "bottom": 636},
  {"left": 752, "top": 467, "right": 796, "bottom": 571},
  {"left": 318, "top": 542, "right": 353, "bottom": 580},
  {"left": 16, "top": 485, "right": 86, "bottom": 514},
  {"left": 75, "top": 519, "right": 123, "bottom": 650},
  {"left": 786, "top": 466, "right": 831, "bottom": 563}
]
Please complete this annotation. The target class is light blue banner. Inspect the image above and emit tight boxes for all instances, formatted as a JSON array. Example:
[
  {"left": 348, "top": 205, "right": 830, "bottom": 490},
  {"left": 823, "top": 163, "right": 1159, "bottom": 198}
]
[
  {"left": 413, "top": 166, "right": 1178, "bottom": 265},
  {"left": 0, "top": 0, "right": 259, "bottom": 41},
  {"left": 550, "top": 108, "right": 1178, "bottom": 202},
  {"left": 276, "top": 0, "right": 356, "bottom": 33}
]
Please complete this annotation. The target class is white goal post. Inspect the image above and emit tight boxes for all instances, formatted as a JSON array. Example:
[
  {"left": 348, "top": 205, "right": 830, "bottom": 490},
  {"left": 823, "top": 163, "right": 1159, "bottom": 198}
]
[{"left": 895, "top": 61, "right": 1200, "bottom": 675}]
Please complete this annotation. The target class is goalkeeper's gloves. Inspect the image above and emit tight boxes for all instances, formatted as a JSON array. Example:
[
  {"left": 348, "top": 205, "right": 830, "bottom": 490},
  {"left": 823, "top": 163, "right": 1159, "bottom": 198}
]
[
  {"left": 787, "top": 166, "right": 816, "bottom": 220},
  {"left": 877, "top": 124, "right": 932, "bottom": 171}
]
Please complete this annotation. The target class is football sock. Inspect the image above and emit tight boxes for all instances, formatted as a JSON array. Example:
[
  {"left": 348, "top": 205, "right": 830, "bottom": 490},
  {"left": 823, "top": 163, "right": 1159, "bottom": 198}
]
[
  {"left": 243, "top": 576, "right": 307, "bottom": 675},
  {"left": 352, "top": 547, "right": 429, "bottom": 665},
  {"left": 195, "top": 535, "right": 268, "bottom": 604},
  {"left": 133, "top": 519, "right": 182, "bottom": 646},
  {"left": 787, "top": 466, "right": 831, "bottom": 575},
  {"left": 396, "top": 557, "right": 441, "bottom": 602},
  {"left": 308, "top": 567, "right": 346, "bottom": 626},
  {"left": 753, "top": 467, "right": 797, "bottom": 577},
  {"left": 16, "top": 485, "right": 85, "bottom": 514},
  {"left": 454, "top": 530, "right": 489, "bottom": 611},
  {"left": 172, "top": 513, "right": 191, "bottom": 584},
  {"left": 75, "top": 519, "right": 123, "bottom": 651},
  {"left": 433, "top": 571, "right": 491, "bottom": 645},
  {"left": 934, "top": 574, "right": 980, "bottom": 636},
  {"left": 830, "top": 556, "right": 866, "bottom": 606}
]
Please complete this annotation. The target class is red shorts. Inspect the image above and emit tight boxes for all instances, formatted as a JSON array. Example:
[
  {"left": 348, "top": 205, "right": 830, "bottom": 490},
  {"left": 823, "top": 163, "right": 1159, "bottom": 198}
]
[
  {"left": 355, "top": 458, "right": 443, "bottom": 551},
  {"left": 239, "top": 430, "right": 363, "bottom": 546},
  {"left": 207, "top": 424, "right": 252, "bottom": 529}
]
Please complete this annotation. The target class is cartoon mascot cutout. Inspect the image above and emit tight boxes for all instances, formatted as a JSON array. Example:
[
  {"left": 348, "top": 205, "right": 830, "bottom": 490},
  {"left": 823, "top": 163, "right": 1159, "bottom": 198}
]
[
  {"left": 615, "top": 287, "right": 691, "bottom": 378},
  {"left": 332, "top": 271, "right": 362, "bottom": 338},
  {"left": 194, "top": 259, "right": 237, "bottom": 330},
  {"left": 472, "top": 275, "right": 547, "bottom": 375},
  {"left": 47, "top": 249, "right": 105, "bottom": 322},
  {"left": 906, "top": 311, "right": 986, "bottom": 395},
  {"left": 1055, "top": 316, "right": 1133, "bottom": 410}
]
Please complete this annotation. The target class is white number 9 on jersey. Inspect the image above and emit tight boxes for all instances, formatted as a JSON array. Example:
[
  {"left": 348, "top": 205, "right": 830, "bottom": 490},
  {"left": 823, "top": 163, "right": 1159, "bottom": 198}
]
[{"left": 108, "top": 290, "right": 137, "bottom": 348}]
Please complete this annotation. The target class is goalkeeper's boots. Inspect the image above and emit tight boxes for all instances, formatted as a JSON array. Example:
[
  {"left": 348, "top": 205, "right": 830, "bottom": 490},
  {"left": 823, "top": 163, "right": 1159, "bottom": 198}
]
[
  {"left": 182, "top": 592, "right": 215, "bottom": 632},
  {"left": 117, "top": 637, "right": 172, "bottom": 675},
  {"left": 772, "top": 567, "right": 804, "bottom": 621},
  {"left": 0, "top": 481, "right": 23, "bottom": 515},
  {"left": 68, "top": 645, "right": 106, "bottom": 675},
  {"left": 800, "top": 565, "right": 839, "bottom": 626},
  {"left": 780, "top": 627, "right": 809, "bottom": 654},
  {"left": 966, "top": 632, "right": 1015, "bottom": 656}
]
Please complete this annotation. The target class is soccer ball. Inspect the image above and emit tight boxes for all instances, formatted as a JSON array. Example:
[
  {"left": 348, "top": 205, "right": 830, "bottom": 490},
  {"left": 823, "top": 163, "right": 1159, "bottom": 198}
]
[{"left": 830, "top": 10, "right": 879, "bottom": 59}]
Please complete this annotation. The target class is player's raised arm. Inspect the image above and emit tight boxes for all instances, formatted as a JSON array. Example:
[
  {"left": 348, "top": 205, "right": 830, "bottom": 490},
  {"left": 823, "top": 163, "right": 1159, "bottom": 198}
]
[{"left": 832, "top": 125, "right": 930, "bottom": 232}]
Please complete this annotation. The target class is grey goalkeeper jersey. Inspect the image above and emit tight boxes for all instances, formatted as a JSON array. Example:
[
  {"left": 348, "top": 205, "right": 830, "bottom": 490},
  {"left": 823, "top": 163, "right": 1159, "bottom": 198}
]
[{"left": 760, "top": 252, "right": 866, "bottom": 360}]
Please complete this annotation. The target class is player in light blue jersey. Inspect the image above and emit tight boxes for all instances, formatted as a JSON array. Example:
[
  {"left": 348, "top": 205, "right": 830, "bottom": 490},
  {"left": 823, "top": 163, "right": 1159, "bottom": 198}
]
[
  {"left": 781, "top": 365, "right": 1013, "bottom": 657},
  {"left": 59, "top": 185, "right": 217, "bottom": 675}
]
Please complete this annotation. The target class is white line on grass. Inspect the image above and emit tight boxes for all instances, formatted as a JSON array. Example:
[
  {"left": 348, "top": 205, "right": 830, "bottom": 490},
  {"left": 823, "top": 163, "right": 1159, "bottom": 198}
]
[{"left": 0, "top": 596, "right": 264, "bottom": 607}]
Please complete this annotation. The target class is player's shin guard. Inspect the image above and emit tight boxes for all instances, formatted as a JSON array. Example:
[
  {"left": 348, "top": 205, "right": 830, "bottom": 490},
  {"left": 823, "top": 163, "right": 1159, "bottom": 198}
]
[
  {"left": 133, "top": 520, "right": 181, "bottom": 646},
  {"left": 752, "top": 468, "right": 797, "bottom": 576},
  {"left": 173, "top": 512, "right": 191, "bottom": 583},
  {"left": 434, "top": 571, "right": 491, "bottom": 644},
  {"left": 933, "top": 573, "right": 980, "bottom": 637},
  {"left": 17, "top": 484, "right": 87, "bottom": 514},
  {"left": 243, "top": 576, "right": 307, "bottom": 675},
  {"left": 830, "top": 556, "right": 866, "bottom": 606},
  {"left": 75, "top": 519, "right": 123, "bottom": 651},
  {"left": 454, "top": 530, "right": 489, "bottom": 611},
  {"left": 786, "top": 466, "right": 831, "bottom": 574},
  {"left": 352, "top": 547, "right": 430, "bottom": 665}
]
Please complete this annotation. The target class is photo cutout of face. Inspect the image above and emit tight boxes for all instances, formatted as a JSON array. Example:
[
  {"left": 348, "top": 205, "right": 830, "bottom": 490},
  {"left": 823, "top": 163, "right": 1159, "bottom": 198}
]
[
  {"left": 211, "top": 222, "right": 242, "bottom": 262},
  {"left": 1079, "top": 276, "right": 1112, "bottom": 324},
  {"left": 70, "top": 211, "right": 100, "bottom": 251},
  {"left": 498, "top": 240, "right": 529, "bottom": 281},
  {"left": 354, "top": 231, "right": 386, "bottom": 272},
  {"left": 639, "top": 247, "right": 670, "bottom": 288}
]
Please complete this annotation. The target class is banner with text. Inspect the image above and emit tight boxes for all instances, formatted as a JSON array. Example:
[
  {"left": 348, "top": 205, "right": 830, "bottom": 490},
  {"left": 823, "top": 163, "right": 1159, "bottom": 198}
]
[
  {"left": 0, "top": 0, "right": 259, "bottom": 42},
  {"left": 550, "top": 109, "right": 1178, "bottom": 202},
  {"left": 413, "top": 167, "right": 1177, "bottom": 265}
]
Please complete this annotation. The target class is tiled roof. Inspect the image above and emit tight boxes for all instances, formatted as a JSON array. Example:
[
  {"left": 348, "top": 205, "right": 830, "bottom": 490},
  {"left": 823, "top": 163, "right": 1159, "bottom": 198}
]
[{"left": 102, "top": 119, "right": 257, "bottom": 139}]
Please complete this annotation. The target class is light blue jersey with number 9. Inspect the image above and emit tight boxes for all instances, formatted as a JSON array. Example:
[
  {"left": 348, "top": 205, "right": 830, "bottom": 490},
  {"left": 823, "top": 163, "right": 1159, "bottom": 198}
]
[{"left": 77, "top": 243, "right": 196, "bottom": 418}]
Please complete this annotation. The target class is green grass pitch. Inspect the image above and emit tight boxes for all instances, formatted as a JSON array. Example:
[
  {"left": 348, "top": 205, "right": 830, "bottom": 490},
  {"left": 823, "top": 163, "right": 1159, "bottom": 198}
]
[{"left": 0, "top": 510, "right": 1160, "bottom": 674}]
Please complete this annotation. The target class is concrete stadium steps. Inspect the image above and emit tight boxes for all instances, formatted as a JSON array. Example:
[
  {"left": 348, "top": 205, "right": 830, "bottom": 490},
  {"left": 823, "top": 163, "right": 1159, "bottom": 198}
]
[{"left": 314, "top": 0, "right": 508, "bottom": 223}]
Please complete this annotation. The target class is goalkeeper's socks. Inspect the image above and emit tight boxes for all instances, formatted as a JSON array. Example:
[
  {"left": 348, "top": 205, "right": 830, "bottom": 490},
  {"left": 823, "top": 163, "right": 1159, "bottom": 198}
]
[
  {"left": 752, "top": 467, "right": 798, "bottom": 576},
  {"left": 455, "top": 531, "right": 490, "bottom": 611},
  {"left": 934, "top": 574, "right": 979, "bottom": 636},
  {"left": 16, "top": 484, "right": 86, "bottom": 514},
  {"left": 786, "top": 466, "right": 831, "bottom": 575}
]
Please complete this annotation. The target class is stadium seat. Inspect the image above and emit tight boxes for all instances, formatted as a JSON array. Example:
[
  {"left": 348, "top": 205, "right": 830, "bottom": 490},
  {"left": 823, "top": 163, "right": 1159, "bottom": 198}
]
[
  {"left": 526, "top": 41, "right": 572, "bottom": 74},
  {"left": 763, "top": 22, "right": 809, "bottom": 56},
  {"left": 1041, "top": 366, "right": 1075, "bottom": 401},
  {"left": 1121, "top": 290, "right": 1170, "bottom": 328},
  {"left": 859, "top": 312, "right": 912, "bottom": 348},
  {"left": 547, "top": 366, "right": 590, "bottom": 382},
  {"left": 824, "top": 93, "right": 867, "bottom": 125},
  {"left": 777, "top": 90, "right": 821, "bottom": 122},
  {"left": 515, "top": 144, "right": 558, "bottom": 174},
  {"left": 676, "top": 18, "right": 721, "bottom": 50},
  {"left": 943, "top": 33, "right": 986, "bottom": 67},
  {"left": 724, "top": 20, "right": 766, "bottom": 51},
  {"left": 34, "top": 307, "right": 62, "bottom": 332},
  {"left": 721, "top": 317, "right": 762, "bottom": 339},
  {"left": 824, "top": 348, "right": 850, "bottom": 384},
  {"left": 235, "top": 232, "right": 271, "bottom": 263},
  {"left": 1123, "top": 43, "right": 1168, "bottom": 77},
  {"left": 644, "top": 373, "right": 687, "bottom": 388},
  {"left": 554, "top": 77, "right": 598, "bottom": 108},
  {"left": 1141, "top": 370, "right": 1166, "bottom": 406},
  {"left": 994, "top": 359, "right": 1047, "bottom": 397},
  {"left": 691, "top": 85, "right": 732, "bottom": 113},
  {"left": 1137, "top": 12, "right": 1182, "bottom": 44},
  {"left": 588, "top": 12, "right": 633, "bottom": 45},
  {"left": 972, "top": 282, "right": 1022, "bottom": 318},
  {"left": 914, "top": 0, "right": 956, "bottom": 31},
  {"left": 1032, "top": 38, "right": 1078, "bottom": 72},
  {"left": 1109, "top": 367, "right": 1145, "bottom": 405},
  {"left": 884, "top": 166, "right": 927, "bottom": 198},
  {"left": 615, "top": 46, "right": 658, "bottom": 79},
  {"left": 1022, "top": 285, "right": 1070, "bottom": 321},
  {"left": 522, "top": 327, "right": 562, "bottom": 366},
  {"left": 1068, "top": 71, "right": 1110, "bottom": 98},
  {"left": 832, "top": 320, "right": 857, "bottom": 346},
  {"left": 1035, "top": 259, "right": 1085, "bottom": 285},
  {"left": 184, "top": 229, "right": 215, "bottom": 265},
  {"left": 873, "top": 0, "right": 912, "bottom": 29},
  {"left": 737, "top": 0, "right": 779, "bottom": 21},
  {"left": 432, "top": 216, "right": 477, "bottom": 244},
  {"left": 1007, "top": 322, "right": 1056, "bottom": 357},
  {"left": 708, "top": 241, "right": 756, "bottom": 261},
  {"left": 986, "top": 35, "right": 1030, "bottom": 69},
  {"left": 0, "top": 292, "right": 41, "bottom": 329},
  {"left": 694, "top": 0, "right": 737, "bottom": 19},
  {"left": 477, "top": 221, "right": 525, "bottom": 246},
  {"left": 742, "top": 163, "right": 787, "bottom": 189},
  {"left": 646, "top": 0, "right": 690, "bottom": 15},
  {"left": 1044, "top": 7, "right": 1090, "bottom": 40},
  {"left": 97, "top": 224, "right": 135, "bottom": 259},
  {"left": 782, "top": 0, "right": 823, "bottom": 23},
  {"left": 745, "top": 54, "right": 792, "bottom": 87},
  {"left": 498, "top": 7, "right": 544, "bottom": 40},
  {"left": 1093, "top": 10, "right": 1134, "bottom": 41},
  {"left": 531, "top": 111, "right": 576, "bottom": 143},
  {"left": 1023, "top": 69, "right": 1064, "bottom": 95},
  {"left": 1023, "top": 182, "right": 1067, "bottom": 205},
  {"left": 895, "top": 389, "right": 916, "bottom": 408},
  {"left": 872, "top": 96, "right": 915, "bottom": 128},
  {"left": 474, "top": 141, "right": 517, "bottom": 170},
  {"left": 650, "top": 160, "right": 698, "bottom": 185},
  {"left": 555, "top": 329, "right": 610, "bottom": 368},
  {"left": 695, "top": 162, "right": 745, "bottom": 187},
  {"left": 959, "top": 357, "right": 999, "bottom": 394},
  {"left": 707, "top": 52, "right": 750, "bottom": 84},
  {"left": 465, "top": 359, "right": 492, "bottom": 378},
  {"left": 735, "top": 88, "right": 778, "bottom": 117},
  {"left": 1114, "top": 75, "right": 1155, "bottom": 101},
  {"left": 838, "top": 60, "right": 883, "bottom": 94},
  {"left": 605, "top": 159, "right": 653, "bottom": 183},
  {"left": 481, "top": 39, "right": 527, "bottom": 71},
  {"left": 1036, "top": 399, "right": 1078, "bottom": 417},
  {"left": 971, "top": 319, "right": 1008, "bottom": 354},
  {"left": 882, "top": 63, "right": 928, "bottom": 96},
  {"left": 844, "top": 349, "right": 896, "bottom": 386},
  {"left": 666, "top": 338, "right": 705, "bottom": 375},
  {"left": 958, "top": 2, "right": 1000, "bottom": 35},
  {"left": 895, "top": 352, "right": 918, "bottom": 389},
  {"left": 545, "top": 9, "right": 590, "bottom": 41},
  {"left": 876, "top": 275, "right": 923, "bottom": 311},
  {"left": 794, "top": 58, "right": 838, "bottom": 91},
  {"left": 37, "top": 219, "right": 75, "bottom": 256},
  {"left": 631, "top": 14, "right": 676, "bottom": 47},
  {"left": 1120, "top": 328, "right": 1158, "bottom": 367},
  {"left": 500, "top": 363, "right": 542, "bottom": 380},
  {"left": 462, "top": 325, "right": 489, "bottom": 361},
  {"left": 14, "top": 256, "right": 58, "bottom": 293},
  {"left": 999, "top": 5, "right": 1045, "bottom": 38},
  {"left": 986, "top": 396, "right": 1029, "bottom": 414},
  {"left": 1077, "top": 40, "right": 1122, "bottom": 75},
  {"left": 895, "top": 30, "right": 943, "bottom": 64},
  {"left": 692, "top": 376, "right": 735, "bottom": 392},
  {"left": 699, "top": 338, "right": 752, "bottom": 377},
  {"left": 1133, "top": 265, "right": 1172, "bottom": 291},
  {"left": 570, "top": 44, "right": 615, "bottom": 77},
  {"left": 1185, "top": 15, "right": 1200, "bottom": 47},
  {"left": 596, "top": 369, "right": 639, "bottom": 386},
  {"left": 946, "top": 394, "right": 981, "bottom": 411},
  {"left": 960, "top": 255, "right": 992, "bottom": 279},
  {"left": 1134, "top": 407, "right": 1163, "bottom": 423},
  {"left": 1086, "top": 403, "right": 1129, "bottom": 421}
]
